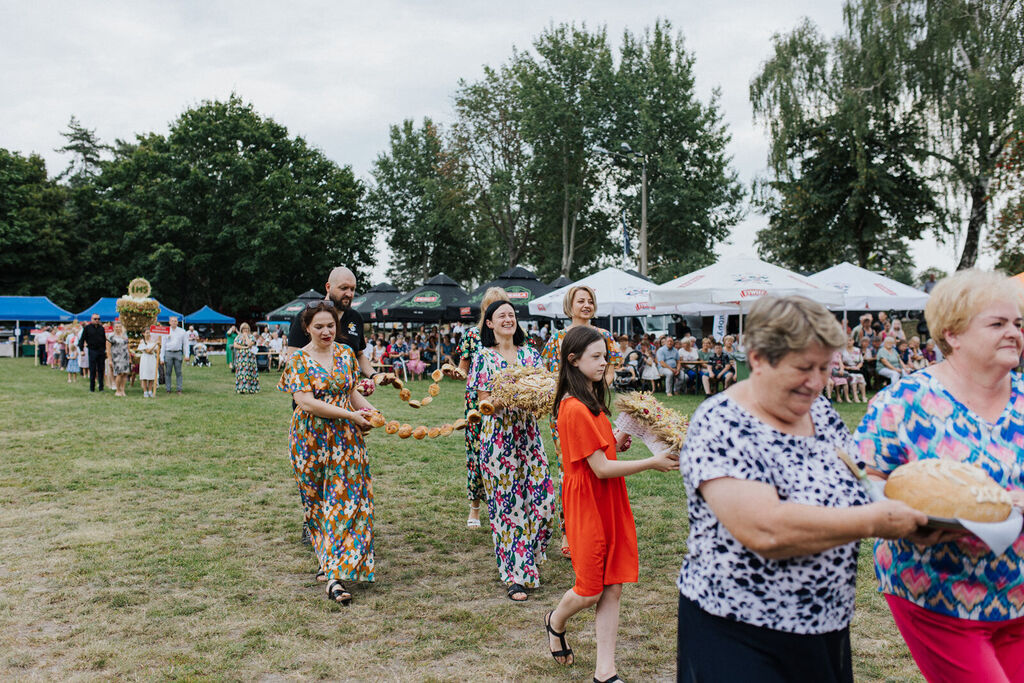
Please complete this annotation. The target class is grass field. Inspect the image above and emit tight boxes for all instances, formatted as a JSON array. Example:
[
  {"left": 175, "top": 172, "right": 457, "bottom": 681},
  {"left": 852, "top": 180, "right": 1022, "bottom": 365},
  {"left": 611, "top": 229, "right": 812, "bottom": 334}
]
[{"left": 0, "top": 358, "right": 923, "bottom": 681}]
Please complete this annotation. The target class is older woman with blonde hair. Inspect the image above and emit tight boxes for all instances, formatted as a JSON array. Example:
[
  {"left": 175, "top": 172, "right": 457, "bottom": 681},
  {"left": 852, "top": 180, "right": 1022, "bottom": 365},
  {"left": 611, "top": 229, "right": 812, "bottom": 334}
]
[
  {"left": 677, "top": 295, "right": 926, "bottom": 682},
  {"left": 452, "top": 286, "right": 511, "bottom": 528},
  {"left": 855, "top": 271, "right": 1024, "bottom": 683},
  {"left": 541, "top": 285, "right": 622, "bottom": 557}
]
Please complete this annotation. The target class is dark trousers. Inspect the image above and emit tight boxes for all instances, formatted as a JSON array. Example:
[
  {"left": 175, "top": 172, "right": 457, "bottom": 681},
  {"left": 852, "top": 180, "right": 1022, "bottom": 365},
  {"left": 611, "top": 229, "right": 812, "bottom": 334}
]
[
  {"left": 677, "top": 594, "right": 852, "bottom": 683},
  {"left": 88, "top": 349, "right": 106, "bottom": 391}
]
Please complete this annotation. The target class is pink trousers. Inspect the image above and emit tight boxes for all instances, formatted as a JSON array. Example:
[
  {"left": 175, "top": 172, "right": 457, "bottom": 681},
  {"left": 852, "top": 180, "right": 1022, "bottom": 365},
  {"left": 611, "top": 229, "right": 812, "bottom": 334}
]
[{"left": 886, "top": 594, "right": 1024, "bottom": 683}]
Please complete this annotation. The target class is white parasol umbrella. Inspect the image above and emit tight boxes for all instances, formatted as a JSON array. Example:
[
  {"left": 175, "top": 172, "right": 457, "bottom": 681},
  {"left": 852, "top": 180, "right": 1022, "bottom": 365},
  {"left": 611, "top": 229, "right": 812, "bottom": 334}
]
[
  {"left": 808, "top": 262, "right": 929, "bottom": 310},
  {"left": 649, "top": 256, "right": 845, "bottom": 309},
  {"left": 529, "top": 266, "right": 733, "bottom": 319}
]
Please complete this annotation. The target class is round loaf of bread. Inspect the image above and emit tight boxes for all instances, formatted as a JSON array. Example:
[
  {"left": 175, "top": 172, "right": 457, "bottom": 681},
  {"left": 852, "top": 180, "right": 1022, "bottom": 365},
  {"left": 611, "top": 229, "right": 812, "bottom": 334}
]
[{"left": 884, "top": 459, "right": 1012, "bottom": 523}]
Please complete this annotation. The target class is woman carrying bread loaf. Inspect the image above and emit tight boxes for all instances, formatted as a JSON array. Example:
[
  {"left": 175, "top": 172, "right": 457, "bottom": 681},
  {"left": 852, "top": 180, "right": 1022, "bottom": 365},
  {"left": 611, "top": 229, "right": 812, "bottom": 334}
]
[
  {"left": 854, "top": 270, "right": 1024, "bottom": 683},
  {"left": 452, "top": 287, "right": 510, "bottom": 529},
  {"left": 541, "top": 285, "right": 621, "bottom": 558},
  {"left": 676, "top": 295, "right": 927, "bottom": 682},
  {"left": 468, "top": 299, "right": 554, "bottom": 601},
  {"left": 278, "top": 301, "right": 377, "bottom": 606}
]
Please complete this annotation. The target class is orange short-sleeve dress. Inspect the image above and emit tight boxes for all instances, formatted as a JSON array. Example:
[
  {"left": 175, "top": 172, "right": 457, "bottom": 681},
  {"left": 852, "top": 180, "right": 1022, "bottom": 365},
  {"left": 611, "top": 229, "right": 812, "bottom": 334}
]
[{"left": 557, "top": 396, "right": 639, "bottom": 597}]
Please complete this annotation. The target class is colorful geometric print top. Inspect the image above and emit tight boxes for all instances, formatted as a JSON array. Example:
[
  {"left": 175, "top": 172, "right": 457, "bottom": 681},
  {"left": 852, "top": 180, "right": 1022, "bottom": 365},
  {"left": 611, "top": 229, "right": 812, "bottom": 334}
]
[
  {"left": 278, "top": 342, "right": 359, "bottom": 411},
  {"left": 854, "top": 371, "right": 1024, "bottom": 621},
  {"left": 678, "top": 393, "right": 870, "bottom": 635},
  {"left": 540, "top": 325, "right": 622, "bottom": 374}
]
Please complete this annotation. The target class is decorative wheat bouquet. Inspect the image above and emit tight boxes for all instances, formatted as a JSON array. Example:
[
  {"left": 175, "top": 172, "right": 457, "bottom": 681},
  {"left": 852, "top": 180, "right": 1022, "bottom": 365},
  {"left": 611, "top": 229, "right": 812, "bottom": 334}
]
[
  {"left": 481, "top": 366, "right": 557, "bottom": 416},
  {"left": 115, "top": 278, "right": 160, "bottom": 348},
  {"left": 614, "top": 392, "right": 689, "bottom": 453}
]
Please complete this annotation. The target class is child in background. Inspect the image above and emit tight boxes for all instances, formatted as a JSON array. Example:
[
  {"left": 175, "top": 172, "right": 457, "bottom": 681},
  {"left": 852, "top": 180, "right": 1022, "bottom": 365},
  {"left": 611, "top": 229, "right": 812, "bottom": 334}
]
[
  {"left": 545, "top": 326, "right": 677, "bottom": 683},
  {"left": 66, "top": 338, "right": 80, "bottom": 383}
]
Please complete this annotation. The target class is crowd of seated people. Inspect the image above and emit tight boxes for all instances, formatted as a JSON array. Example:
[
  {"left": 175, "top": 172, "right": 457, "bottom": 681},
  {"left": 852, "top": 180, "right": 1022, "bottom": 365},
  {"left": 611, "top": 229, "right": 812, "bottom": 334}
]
[{"left": 356, "top": 312, "right": 956, "bottom": 407}]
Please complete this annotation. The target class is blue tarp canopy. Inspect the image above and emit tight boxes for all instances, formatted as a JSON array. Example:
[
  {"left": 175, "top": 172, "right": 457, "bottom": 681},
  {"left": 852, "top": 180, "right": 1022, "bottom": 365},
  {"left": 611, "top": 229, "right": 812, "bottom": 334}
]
[
  {"left": 0, "top": 296, "right": 75, "bottom": 322},
  {"left": 185, "top": 305, "right": 234, "bottom": 325},
  {"left": 76, "top": 297, "right": 184, "bottom": 322}
]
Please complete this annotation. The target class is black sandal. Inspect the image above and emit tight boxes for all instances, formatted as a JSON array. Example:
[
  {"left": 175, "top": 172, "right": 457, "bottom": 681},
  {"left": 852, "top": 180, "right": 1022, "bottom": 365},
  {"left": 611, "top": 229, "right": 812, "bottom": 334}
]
[
  {"left": 507, "top": 583, "right": 528, "bottom": 602},
  {"left": 594, "top": 677, "right": 621, "bottom": 683},
  {"left": 315, "top": 570, "right": 327, "bottom": 583},
  {"left": 545, "top": 610, "right": 574, "bottom": 665},
  {"left": 326, "top": 580, "right": 352, "bottom": 605}
]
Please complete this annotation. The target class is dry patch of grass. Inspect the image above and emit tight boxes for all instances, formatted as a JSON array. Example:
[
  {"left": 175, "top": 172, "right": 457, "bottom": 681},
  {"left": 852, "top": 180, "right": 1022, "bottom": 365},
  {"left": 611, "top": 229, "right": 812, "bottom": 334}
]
[{"left": 0, "top": 359, "right": 921, "bottom": 680}]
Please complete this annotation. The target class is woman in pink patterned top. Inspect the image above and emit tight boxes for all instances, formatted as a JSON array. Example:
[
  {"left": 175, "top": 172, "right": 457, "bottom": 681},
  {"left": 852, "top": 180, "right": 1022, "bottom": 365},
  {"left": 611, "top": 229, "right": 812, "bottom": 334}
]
[{"left": 855, "top": 270, "right": 1024, "bottom": 683}]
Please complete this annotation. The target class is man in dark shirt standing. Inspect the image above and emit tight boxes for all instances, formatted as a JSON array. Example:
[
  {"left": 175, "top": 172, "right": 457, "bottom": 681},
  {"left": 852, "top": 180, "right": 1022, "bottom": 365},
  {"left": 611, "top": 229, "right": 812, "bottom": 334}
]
[
  {"left": 78, "top": 314, "right": 108, "bottom": 392},
  {"left": 286, "top": 266, "right": 378, "bottom": 379}
]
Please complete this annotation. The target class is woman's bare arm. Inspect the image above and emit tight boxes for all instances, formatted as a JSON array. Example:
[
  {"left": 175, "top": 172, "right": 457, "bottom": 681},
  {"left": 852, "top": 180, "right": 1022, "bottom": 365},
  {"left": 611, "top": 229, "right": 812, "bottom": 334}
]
[{"left": 699, "top": 477, "right": 927, "bottom": 560}]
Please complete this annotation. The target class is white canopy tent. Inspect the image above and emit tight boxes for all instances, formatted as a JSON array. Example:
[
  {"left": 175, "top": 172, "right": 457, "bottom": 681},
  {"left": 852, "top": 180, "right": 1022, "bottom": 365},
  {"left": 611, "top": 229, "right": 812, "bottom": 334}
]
[
  {"left": 528, "top": 266, "right": 731, "bottom": 319},
  {"left": 650, "top": 256, "right": 845, "bottom": 309},
  {"left": 649, "top": 257, "right": 845, "bottom": 343},
  {"left": 808, "top": 262, "right": 929, "bottom": 311}
]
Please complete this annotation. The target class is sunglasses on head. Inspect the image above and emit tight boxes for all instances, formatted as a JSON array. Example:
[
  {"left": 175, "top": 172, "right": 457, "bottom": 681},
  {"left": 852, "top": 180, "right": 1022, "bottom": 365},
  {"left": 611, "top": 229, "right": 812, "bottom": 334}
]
[{"left": 307, "top": 300, "right": 335, "bottom": 309}]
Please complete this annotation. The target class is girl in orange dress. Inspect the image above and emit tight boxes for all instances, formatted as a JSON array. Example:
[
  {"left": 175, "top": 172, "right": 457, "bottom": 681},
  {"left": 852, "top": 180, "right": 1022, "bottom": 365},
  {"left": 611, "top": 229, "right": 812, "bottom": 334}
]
[{"left": 544, "top": 326, "right": 678, "bottom": 683}]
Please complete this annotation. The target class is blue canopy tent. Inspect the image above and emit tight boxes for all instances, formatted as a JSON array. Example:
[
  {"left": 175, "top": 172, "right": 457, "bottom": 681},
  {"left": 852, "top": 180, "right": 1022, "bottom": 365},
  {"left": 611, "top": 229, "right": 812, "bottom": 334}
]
[
  {"left": 185, "top": 305, "right": 234, "bottom": 325},
  {"left": 0, "top": 296, "right": 75, "bottom": 322},
  {"left": 0, "top": 296, "right": 76, "bottom": 358},
  {"left": 76, "top": 297, "right": 184, "bottom": 322}
]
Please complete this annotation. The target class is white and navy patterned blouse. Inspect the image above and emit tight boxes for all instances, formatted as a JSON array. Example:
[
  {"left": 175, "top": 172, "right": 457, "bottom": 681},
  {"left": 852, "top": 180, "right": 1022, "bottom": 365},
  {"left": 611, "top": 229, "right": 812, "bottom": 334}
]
[{"left": 677, "top": 393, "right": 870, "bottom": 635}]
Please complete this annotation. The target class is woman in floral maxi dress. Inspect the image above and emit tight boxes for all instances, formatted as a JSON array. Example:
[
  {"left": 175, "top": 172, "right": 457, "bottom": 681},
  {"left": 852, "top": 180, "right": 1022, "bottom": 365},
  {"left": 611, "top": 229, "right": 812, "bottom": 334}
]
[
  {"left": 278, "top": 303, "right": 376, "bottom": 605},
  {"left": 454, "top": 287, "right": 511, "bottom": 528},
  {"left": 540, "top": 285, "right": 621, "bottom": 556},
  {"left": 469, "top": 300, "right": 554, "bottom": 601},
  {"left": 233, "top": 323, "right": 260, "bottom": 394}
]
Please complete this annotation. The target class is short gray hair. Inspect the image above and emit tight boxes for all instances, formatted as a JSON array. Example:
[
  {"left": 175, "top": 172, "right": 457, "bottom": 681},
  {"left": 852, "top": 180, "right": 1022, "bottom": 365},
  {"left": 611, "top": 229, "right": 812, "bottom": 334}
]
[{"left": 744, "top": 296, "right": 846, "bottom": 366}]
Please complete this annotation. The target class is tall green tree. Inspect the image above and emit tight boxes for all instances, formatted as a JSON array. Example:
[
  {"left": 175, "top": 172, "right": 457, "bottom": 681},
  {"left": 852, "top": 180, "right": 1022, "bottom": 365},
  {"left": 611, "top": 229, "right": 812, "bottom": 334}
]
[
  {"left": 751, "top": 3, "right": 943, "bottom": 272},
  {"left": 989, "top": 131, "right": 1024, "bottom": 274},
  {"left": 55, "top": 117, "right": 121, "bottom": 310},
  {"left": 755, "top": 114, "right": 939, "bottom": 273},
  {"left": 367, "top": 118, "right": 488, "bottom": 290},
  {"left": 0, "top": 149, "right": 68, "bottom": 298},
  {"left": 89, "top": 95, "right": 370, "bottom": 313},
  {"left": 910, "top": 0, "right": 1024, "bottom": 269},
  {"left": 611, "top": 20, "right": 744, "bottom": 280},
  {"left": 515, "top": 24, "right": 616, "bottom": 280},
  {"left": 452, "top": 65, "right": 537, "bottom": 269}
]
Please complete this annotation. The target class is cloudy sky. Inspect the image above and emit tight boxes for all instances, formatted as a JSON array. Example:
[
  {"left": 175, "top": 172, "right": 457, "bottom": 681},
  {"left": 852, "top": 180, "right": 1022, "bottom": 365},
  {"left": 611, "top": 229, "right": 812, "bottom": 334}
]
[{"left": 1, "top": 1, "right": 970, "bottom": 281}]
